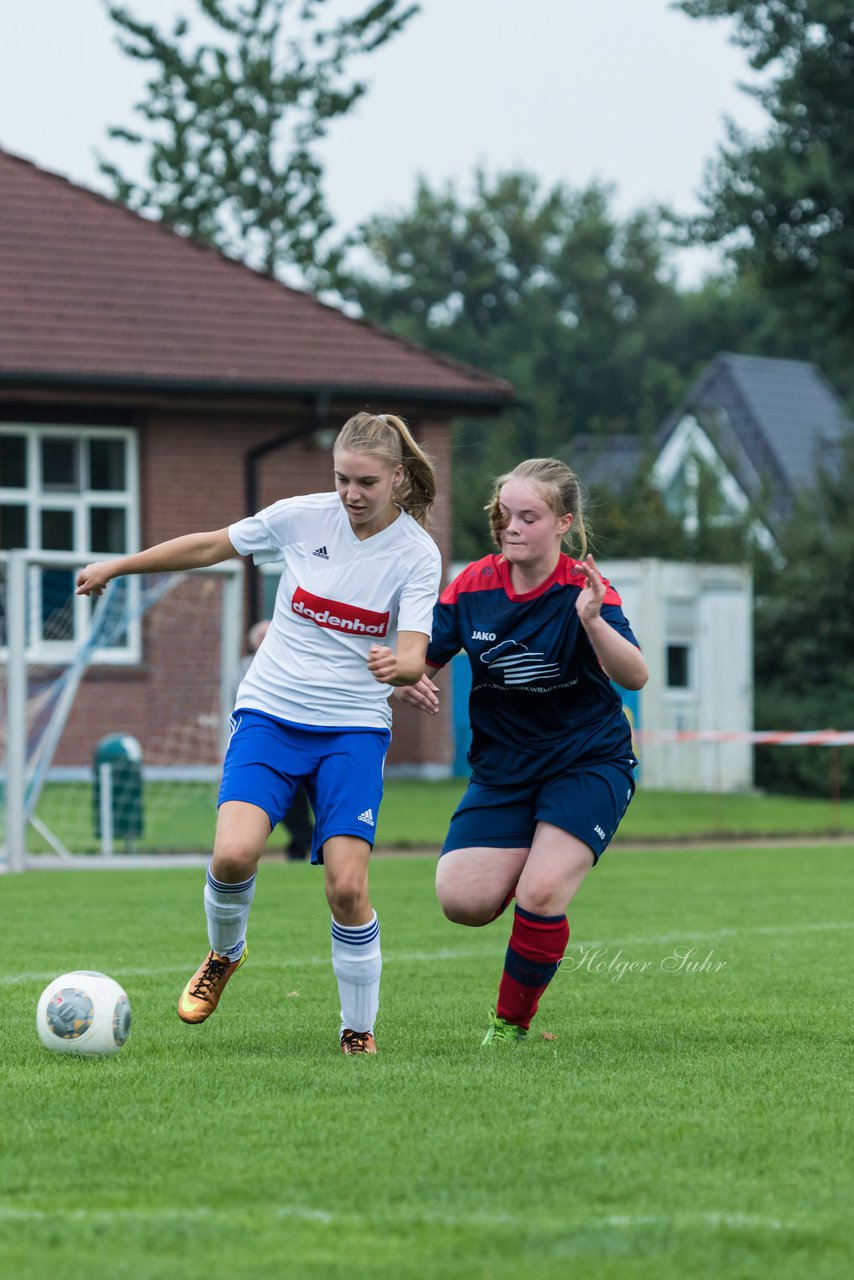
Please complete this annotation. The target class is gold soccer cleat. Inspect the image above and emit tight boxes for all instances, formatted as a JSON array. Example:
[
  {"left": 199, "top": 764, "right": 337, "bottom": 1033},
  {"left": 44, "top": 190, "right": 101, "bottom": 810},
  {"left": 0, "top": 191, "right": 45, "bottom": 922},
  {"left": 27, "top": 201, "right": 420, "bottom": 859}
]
[
  {"left": 177, "top": 947, "right": 247, "bottom": 1024},
  {"left": 340, "top": 1028, "right": 377, "bottom": 1055}
]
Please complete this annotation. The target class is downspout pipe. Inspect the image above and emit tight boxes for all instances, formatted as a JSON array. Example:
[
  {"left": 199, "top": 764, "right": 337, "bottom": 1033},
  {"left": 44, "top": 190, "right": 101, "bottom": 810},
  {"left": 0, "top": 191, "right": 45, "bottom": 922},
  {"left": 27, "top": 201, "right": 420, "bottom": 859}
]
[{"left": 243, "top": 395, "right": 330, "bottom": 624}]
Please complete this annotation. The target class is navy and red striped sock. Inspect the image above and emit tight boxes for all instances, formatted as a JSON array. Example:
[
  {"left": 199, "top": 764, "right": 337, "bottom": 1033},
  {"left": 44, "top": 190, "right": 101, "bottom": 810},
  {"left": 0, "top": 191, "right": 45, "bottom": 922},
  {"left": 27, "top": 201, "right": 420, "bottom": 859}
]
[{"left": 496, "top": 906, "right": 570, "bottom": 1030}]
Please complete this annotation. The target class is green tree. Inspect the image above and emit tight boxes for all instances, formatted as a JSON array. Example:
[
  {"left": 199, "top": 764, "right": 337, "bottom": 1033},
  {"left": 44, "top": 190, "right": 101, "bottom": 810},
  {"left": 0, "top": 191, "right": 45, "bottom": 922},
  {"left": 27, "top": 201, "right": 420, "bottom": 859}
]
[
  {"left": 99, "top": 0, "right": 418, "bottom": 284},
  {"left": 585, "top": 452, "right": 772, "bottom": 567},
  {"left": 342, "top": 171, "right": 675, "bottom": 555},
  {"left": 342, "top": 168, "right": 773, "bottom": 557},
  {"left": 752, "top": 434, "right": 854, "bottom": 795},
  {"left": 676, "top": 0, "right": 854, "bottom": 398},
  {"left": 585, "top": 472, "right": 691, "bottom": 561},
  {"left": 343, "top": 170, "right": 684, "bottom": 447}
]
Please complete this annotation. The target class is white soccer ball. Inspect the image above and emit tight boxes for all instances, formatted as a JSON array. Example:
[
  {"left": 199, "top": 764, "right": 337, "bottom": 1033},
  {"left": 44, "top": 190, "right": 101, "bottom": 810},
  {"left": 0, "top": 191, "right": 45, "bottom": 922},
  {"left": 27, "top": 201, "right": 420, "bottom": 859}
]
[{"left": 36, "top": 971, "right": 132, "bottom": 1056}]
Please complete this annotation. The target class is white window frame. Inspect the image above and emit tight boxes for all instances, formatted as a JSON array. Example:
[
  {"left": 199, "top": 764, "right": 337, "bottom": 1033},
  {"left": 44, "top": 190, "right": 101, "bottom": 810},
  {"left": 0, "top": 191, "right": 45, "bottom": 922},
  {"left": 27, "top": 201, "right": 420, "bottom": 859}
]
[
  {"left": 0, "top": 424, "right": 141, "bottom": 664},
  {"left": 653, "top": 414, "right": 777, "bottom": 553}
]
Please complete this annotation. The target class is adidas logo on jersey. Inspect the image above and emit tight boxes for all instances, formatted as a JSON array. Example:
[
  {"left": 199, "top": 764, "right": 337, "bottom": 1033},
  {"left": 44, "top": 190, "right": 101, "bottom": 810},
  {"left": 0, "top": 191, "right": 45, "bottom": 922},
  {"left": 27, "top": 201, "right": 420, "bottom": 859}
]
[
  {"left": 312, "top": 546, "right": 329, "bottom": 559},
  {"left": 357, "top": 809, "right": 375, "bottom": 826}
]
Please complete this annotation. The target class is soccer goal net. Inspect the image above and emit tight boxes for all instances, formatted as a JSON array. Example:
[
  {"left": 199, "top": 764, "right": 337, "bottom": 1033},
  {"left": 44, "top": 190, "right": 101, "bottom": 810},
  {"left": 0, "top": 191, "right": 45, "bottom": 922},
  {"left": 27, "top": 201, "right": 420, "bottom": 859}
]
[{"left": 1, "top": 550, "right": 243, "bottom": 870}]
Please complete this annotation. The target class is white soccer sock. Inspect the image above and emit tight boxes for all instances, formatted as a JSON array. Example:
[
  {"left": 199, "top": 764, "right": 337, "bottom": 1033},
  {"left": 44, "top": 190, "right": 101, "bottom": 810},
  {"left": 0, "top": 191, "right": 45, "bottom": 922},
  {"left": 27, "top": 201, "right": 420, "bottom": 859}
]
[
  {"left": 331, "top": 911, "right": 381, "bottom": 1036},
  {"left": 204, "top": 863, "right": 256, "bottom": 961}
]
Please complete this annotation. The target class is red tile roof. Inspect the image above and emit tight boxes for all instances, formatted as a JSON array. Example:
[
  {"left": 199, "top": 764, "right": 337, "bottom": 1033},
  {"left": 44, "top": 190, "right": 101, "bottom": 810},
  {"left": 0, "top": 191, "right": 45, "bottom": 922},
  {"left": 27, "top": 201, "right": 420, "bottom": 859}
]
[{"left": 0, "top": 149, "right": 513, "bottom": 404}]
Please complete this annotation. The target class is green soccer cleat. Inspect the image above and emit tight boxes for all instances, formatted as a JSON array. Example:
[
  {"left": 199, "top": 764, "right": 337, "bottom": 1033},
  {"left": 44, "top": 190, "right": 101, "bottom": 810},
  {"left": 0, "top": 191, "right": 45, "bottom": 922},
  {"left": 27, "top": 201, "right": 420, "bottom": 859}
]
[{"left": 481, "top": 1008, "right": 529, "bottom": 1047}]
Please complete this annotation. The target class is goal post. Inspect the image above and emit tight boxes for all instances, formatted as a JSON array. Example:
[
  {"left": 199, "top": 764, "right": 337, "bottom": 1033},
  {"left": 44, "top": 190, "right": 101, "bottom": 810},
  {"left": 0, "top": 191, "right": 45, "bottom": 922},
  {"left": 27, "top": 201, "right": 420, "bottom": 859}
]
[
  {"left": 4, "top": 550, "right": 26, "bottom": 871},
  {"left": 1, "top": 549, "right": 244, "bottom": 871}
]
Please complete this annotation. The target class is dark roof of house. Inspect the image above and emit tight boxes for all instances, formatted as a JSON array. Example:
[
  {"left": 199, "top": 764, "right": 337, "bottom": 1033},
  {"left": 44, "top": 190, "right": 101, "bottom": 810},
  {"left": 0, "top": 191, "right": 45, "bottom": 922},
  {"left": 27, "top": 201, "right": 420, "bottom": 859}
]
[
  {"left": 0, "top": 148, "right": 513, "bottom": 406},
  {"left": 659, "top": 352, "right": 853, "bottom": 520},
  {"left": 563, "top": 434, "right": 649, "bottom": 496}
]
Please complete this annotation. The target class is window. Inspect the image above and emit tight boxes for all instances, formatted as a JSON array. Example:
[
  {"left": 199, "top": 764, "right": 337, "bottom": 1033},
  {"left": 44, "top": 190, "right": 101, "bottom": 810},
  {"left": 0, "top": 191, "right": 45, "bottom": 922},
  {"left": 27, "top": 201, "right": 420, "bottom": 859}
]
[
  {"left": 0, "top": 435, "right": 27, "bottom": 486},
  {"left": 0, "top": 425, "right": 139, "bottom": 661},
  {"left": 665, "top": 599, "right": 695, "bottom": 692},
  {"left": 666, "top": 644, "right": 690, "bottom": 689}
]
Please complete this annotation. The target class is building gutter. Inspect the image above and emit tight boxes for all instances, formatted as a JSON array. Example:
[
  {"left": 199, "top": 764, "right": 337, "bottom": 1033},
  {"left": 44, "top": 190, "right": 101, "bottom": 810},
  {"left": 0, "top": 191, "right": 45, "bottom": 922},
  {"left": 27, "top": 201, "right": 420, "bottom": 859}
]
[
  {"left": 243, "top": 397, "right": 330, "bottom": 624},
  {"left": 0, "top": 371, "right": 516, "bottom": 412}
]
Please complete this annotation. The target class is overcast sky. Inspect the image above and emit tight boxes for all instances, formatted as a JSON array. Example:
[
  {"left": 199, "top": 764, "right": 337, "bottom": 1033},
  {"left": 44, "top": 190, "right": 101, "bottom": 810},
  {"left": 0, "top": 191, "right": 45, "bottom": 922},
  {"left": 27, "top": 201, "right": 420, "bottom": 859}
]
[{"left": 0, "top": 0, "right": 769, "bottom": 284}]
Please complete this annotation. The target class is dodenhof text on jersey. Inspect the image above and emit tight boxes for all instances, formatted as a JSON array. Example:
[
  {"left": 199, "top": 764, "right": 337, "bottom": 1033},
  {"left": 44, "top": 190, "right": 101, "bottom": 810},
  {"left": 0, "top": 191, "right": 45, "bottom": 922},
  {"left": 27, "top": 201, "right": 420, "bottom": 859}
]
[{"left": 291, "top": 587, "right": 390, "bottom": 637}]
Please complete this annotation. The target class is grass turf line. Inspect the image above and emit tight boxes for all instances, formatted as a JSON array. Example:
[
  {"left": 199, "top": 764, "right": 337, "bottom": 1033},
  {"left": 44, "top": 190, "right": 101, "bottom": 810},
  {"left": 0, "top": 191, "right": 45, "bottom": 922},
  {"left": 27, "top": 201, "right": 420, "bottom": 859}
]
[{"left": 1, "top": 845, "right": 851, "bottom": 1279}]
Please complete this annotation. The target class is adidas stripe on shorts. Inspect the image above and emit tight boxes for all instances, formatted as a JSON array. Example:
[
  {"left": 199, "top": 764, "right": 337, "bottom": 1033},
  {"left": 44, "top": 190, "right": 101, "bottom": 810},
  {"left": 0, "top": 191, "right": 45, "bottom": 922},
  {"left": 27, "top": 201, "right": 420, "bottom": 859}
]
[{"left": 219, "top": 708, "right": 391, "bottom": 864}]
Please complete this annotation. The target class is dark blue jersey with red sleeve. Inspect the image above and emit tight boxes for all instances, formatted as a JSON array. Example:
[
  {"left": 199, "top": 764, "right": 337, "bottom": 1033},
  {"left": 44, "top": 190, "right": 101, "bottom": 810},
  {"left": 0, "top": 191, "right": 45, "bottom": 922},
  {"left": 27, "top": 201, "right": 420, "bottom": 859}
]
[{"left": 426, "top": 553, "right": 639, "bottom": 785}]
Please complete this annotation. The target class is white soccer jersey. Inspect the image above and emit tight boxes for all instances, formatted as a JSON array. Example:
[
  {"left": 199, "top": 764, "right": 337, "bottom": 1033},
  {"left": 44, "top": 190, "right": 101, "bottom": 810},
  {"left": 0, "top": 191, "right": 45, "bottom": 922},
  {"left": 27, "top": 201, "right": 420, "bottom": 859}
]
[{"left": 229, "top": 492, "right": 442, "bottom": 729}]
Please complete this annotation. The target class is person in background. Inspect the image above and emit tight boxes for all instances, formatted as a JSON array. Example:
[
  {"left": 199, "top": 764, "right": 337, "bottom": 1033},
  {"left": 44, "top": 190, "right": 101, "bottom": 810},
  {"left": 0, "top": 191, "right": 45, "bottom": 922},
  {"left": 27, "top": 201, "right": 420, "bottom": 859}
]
[
  {"left": 397, "top": 458, "right": 648, "bottom": 1046},
  {"left": 239, "top": 620, "right": 313, "bottom": 862},
  {"left": 77, "top": 412, "right": 441, "bottom": 1055}
]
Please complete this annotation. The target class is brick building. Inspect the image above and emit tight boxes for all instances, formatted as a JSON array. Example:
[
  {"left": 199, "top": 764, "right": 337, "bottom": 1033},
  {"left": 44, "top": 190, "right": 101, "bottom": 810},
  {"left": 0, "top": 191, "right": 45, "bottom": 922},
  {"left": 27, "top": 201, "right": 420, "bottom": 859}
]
[{"left": 0, "top": 148, "right": 513, "bottom": 777}]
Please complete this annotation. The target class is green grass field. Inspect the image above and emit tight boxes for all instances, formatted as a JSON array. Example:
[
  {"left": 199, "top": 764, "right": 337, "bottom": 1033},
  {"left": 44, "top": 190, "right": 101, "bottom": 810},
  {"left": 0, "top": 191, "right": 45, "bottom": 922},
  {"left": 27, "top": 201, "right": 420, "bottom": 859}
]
[
  {"left": 2, "top": 844, "right": 851, "bottom": 1279},
  {"left": 20, "top": 777, "right": 854, "bottom": 855}
]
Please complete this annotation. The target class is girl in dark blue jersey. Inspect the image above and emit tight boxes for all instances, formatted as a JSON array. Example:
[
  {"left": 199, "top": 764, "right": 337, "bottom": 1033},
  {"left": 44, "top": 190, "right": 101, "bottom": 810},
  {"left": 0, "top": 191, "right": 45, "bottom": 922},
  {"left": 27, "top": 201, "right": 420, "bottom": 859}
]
[{"left": 398, "top": 458, "right": 648, "bottom": 1046}]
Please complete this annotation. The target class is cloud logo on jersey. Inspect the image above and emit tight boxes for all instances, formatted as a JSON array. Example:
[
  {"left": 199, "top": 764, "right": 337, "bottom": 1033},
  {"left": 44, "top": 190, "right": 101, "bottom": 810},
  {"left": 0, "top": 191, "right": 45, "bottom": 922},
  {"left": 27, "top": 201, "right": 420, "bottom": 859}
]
[
  {"left": 480, "top": 639, "right": 562, "bottom": 685},
  {"left": 291, "top": 587, "right": 389, "bottom": 637}
]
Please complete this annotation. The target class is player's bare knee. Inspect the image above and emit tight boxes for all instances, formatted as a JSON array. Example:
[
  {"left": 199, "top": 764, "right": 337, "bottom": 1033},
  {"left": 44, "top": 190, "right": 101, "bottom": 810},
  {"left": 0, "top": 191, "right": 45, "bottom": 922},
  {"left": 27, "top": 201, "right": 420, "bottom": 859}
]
[
  {"left": 326, "top": 879, "right": 368, "bottom": 920},
  {"left": 516, "top": 887, "right": 563, "bottom": 917},
  {"left": 440, "top": 896, "right": 492, "bottom": 927},
  {"left": 211, "top": 843, "right": 258, "bottom": 881}
]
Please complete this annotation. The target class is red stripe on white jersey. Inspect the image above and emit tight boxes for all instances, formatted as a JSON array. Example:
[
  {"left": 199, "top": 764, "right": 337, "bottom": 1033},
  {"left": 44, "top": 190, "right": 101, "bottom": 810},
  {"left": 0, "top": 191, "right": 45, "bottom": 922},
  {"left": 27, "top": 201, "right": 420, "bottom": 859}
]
[{"left": 291, "top": 586, "right": 390, "bottom": 637}]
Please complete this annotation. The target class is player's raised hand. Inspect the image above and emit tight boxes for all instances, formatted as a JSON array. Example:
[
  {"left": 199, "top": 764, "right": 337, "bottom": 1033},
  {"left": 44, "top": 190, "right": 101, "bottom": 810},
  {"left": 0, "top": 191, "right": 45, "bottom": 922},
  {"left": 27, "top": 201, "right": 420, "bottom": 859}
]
[
  {"left": 393, "top": 675, "right": 440, "bottom": 715},
  {"left": 75, "top": 562, "right": 115, "bottom": 597},
  {"left": 575, "top": 553, "right": 606, "bottom": 622}
]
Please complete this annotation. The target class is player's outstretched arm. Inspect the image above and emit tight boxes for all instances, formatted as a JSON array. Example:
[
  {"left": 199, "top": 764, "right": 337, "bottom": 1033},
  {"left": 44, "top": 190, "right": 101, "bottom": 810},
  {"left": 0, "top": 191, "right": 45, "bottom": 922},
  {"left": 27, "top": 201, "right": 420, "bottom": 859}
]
[{"left": 76, "top": 529, "right": 239, "bottom": 597}]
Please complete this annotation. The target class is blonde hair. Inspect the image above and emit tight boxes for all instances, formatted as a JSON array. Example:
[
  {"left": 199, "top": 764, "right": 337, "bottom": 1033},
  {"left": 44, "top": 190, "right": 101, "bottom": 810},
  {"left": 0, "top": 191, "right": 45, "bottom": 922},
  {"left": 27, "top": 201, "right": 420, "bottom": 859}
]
[
  {"left": 334, "top": 411, "right": 436, "bottom": 528},
  {"left": 485, "top": 457, "right": 589, "bottom": 557}
]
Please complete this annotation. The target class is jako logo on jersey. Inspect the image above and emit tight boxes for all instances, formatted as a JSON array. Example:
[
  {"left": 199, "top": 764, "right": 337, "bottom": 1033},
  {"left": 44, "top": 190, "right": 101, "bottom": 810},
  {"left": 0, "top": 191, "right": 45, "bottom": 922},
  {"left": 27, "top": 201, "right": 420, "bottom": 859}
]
[
  {"left": 292, "top": 587, "right": 390, "bottom": 637},
  {"left": 594, "top": 824, "right": 606, "bottom": 840},
  {"left": 471, "top": 630, "right": 497, "bottom": 641}
]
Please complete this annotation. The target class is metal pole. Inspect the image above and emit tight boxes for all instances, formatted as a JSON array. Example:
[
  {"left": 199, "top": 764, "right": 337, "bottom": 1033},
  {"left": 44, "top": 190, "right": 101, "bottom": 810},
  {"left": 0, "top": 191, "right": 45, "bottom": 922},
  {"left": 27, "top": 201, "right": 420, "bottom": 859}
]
[
  {"left": 220, "top": 565, "right": 244, "bottom": 760},
  {"left": 99, "top": 763, "right": 114, "bottom": 856},
  {"left": 5, "top": 551, "right": 27, "bottom": 871},
  {"left": 830, "top": 746, "right": 841, "bottom": 835}
]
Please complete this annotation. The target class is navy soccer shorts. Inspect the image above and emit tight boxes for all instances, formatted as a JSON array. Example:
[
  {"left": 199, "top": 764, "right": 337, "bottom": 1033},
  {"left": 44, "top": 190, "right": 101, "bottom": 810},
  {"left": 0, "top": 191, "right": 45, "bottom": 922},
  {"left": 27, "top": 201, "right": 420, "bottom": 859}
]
[
  {"left": 218, "top": 708, "right": 391, "bottom": 863},
  {"left": 441, "top": 761, "right": 637, "bottom": 863}
]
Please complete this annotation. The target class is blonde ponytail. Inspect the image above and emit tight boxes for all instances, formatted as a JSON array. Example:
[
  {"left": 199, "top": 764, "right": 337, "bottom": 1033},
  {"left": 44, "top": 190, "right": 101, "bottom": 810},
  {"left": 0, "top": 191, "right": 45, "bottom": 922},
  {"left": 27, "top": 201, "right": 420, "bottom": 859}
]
[{"left": 335, "top": 412, "right": 437, "bottom": 528}]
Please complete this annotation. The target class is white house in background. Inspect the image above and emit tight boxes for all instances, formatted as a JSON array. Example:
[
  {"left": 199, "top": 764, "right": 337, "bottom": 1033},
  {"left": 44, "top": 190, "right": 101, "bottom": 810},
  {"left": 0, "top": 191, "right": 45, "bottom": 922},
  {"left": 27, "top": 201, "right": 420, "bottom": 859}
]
[
  {"left": 569, "top": 352, "right": 853, "bottom": 549},
  {"left": 600, "top": 559, "right": 753, "bottom": 792},
  {"left": 448, "top": 557, "right": 753, "bottom": 793},
  {"left": 650, "top": 414, "right": 777, "bottom": 556}
]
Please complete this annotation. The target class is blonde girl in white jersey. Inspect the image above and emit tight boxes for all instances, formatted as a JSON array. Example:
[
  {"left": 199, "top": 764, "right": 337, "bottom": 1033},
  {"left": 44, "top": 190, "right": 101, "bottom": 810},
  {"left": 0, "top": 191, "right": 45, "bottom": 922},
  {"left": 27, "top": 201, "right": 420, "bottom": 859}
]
[{"left": 76, "top": 413, "right": 441, "bottom": 1055}]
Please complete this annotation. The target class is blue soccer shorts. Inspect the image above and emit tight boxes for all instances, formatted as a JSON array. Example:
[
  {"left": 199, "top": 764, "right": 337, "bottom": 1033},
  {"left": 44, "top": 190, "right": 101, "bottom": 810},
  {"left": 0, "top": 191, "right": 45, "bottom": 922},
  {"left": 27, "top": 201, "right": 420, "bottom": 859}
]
[
  {"left": 441, "top": 761, "right": 637, "bottom": 864},
  {"left": 218, "top": 708, "right": 391, "bottom": 863}
]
